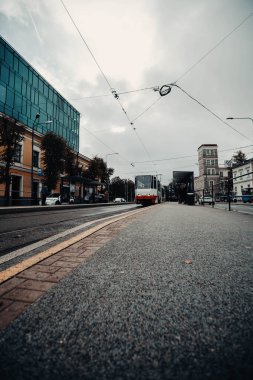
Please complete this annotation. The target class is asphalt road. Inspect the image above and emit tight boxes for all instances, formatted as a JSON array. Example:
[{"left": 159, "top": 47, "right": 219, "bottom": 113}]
[
  {"left": 0, "top": 204, "right": 137, "bottom": 256},
  {"left": 0, "top": 203, "right": 253, "bottom": 380}
]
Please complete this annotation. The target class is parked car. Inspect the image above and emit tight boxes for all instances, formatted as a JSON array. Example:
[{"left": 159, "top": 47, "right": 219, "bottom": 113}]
[
  {"left": 199, "top": 196, "right": 215, "bottom": 205},
  {"left": 113, "top": 197, "right": 126, "bottom": 203},
  {"left": 44, "top": 193, "right": 74, "bottom": 205},
  {"left": 95, "top": 194, "right": 105, "bottom": 203}
]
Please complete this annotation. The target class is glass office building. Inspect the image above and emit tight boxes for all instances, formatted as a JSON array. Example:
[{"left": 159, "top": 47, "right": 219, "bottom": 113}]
[{"left": 0, "top": 36, "right": 80, "bottom": 151}]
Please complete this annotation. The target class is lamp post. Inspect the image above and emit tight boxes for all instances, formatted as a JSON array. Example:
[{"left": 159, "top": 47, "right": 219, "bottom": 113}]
[
  {"left": 105, "top": 152, "right": 118, "bottom": 202},
  {"left": 31, "top": 114, "right": 40, "bottom": 204},
  {"left": 30, "top": 114, "right": 52, "bottom": 204}
]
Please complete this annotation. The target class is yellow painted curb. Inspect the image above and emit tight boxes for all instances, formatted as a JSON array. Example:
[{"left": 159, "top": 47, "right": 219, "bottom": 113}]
[{"left": 0, "top": 208, "right": 147, "bottom": 284}]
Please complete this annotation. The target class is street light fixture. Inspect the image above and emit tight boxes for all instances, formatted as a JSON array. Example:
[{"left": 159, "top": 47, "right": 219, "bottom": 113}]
[
  {"left": 226, "top": 117, "right": 253, "bottom": 122},
  {"left": 31, "top": 114, "right": 53, "bottom": 204}
]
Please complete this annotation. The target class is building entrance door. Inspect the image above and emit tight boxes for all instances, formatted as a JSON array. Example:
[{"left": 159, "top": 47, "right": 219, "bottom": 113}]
[{"left": 11, "top": 175, "right": 21, "bottom": 206}]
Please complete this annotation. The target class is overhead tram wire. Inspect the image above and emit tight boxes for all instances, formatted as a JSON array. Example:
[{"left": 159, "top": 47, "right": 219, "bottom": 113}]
[
  {"left": 61, "top": 0, "right": 157, "bottom": 166},
  {"left": 68, "top": 11, "right": 253, "bottom": 123},
  {"left": 60, "top": 1, "right": 132, "bottom": 126},
  {"left": 131, "top": 96, "right": 162, "bottom": 124},
  {"left": 171, "top": 84, "right": 253, "bottom": 143},
  {"left": 84, "top": 127, "right": 136, "bottom": 169},
  {"left": 60, "top": 0, "right": 131, "bottom": 128},
  {"left": 130, "top": 11, "right": 253, "bottom": 125},
  {"left": 174, "top": 11, "right": 253, "bottom": 84}
]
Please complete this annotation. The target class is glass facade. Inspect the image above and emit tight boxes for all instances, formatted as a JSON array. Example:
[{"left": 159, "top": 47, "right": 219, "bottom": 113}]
[{"left": 0, "top": 36, "right": 80, "bottom": 151}]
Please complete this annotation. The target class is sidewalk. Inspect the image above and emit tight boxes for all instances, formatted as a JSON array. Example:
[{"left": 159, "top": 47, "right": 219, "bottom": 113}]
[{"left": 0, "top": 203, "right": 253, "bottom": 380}]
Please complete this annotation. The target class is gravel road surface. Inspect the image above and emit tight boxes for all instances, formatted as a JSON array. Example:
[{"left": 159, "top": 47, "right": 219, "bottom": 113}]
[{"left": 0, "top": 203, "right": 253, "bottom": 380}]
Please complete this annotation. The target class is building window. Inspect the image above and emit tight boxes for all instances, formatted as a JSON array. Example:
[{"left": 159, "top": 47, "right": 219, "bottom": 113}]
[
  {"left": 0, "top": 63, "right": 9, "bottom": 84},
  {"left": 220, "top": 172, "right": 223, "bottom": 177},
  {"left": 207, "top": 169, "right": 211, "bottom": 175},
  {"left": 212, "top": 169, "right": 215, "bottom": 175},
  {"left": 0, "top": 83, "right": 6, "bottom": 103},
  {"left": 33, "top": 150, "right": 39, "bottom": 168},
  {"left": 14, "top": 144, "right": 22, "bottom": 163}
]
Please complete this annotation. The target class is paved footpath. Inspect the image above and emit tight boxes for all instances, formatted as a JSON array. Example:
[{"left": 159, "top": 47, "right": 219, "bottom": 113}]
[{"left": 0, "top": 203, "right": 253, "bottom": 380}]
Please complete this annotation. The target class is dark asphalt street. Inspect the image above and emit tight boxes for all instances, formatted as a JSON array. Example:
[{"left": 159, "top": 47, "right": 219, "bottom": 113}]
[
  {"left": 0, "top": 204, "right": 137, "bottom": 255},
  {"left": 0, "top": 203, "right": 253, "bottom": 380}
]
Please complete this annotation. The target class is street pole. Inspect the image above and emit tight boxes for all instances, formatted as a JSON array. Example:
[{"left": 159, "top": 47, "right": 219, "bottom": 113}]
[
  {"left": 212, "top": 182, "right": 214, "bottom": 208},
  {"left": 31, "top": 113, "right": 40, "bottom": 204},
  {"left": 105, "top": 152, "right": 118, "bottom": 202}
]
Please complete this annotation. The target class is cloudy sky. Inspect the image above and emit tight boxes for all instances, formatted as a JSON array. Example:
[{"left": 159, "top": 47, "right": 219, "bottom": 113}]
[{"left": 1, "top": 0, "right": 253, "bottom": 184}]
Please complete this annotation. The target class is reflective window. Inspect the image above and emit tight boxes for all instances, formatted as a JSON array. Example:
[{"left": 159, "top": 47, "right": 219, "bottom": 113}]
[
  {"left": 15, "top": 74, "right": 22, "bottom": 92},
  {"left": 33, "top": 150, "right": 39, "bottom": 168},
  {"left": 0, "top": 63, "right": 9, "bottom": 84},
  {"left": 0, "top": 83, "right": 6, "bottom": 103},
  {"left": 19, "top": 60, "right": 28, "bottom": 80},
  {"left": 6, "top": 88, "right": 14, "bottom": 107},
  {"left": 39, "top": 78, "right": 43, "bottom": 93},
  {"left": 135, "top": 175, "right": 152, "bottom": 189},
  {"left": 9, "top": 71, "right": 14, "bottom": 87},
  {"left": 5, "top": 47, "right": 13, "bottom": 66},
  {"left": 13, "top": 55, "right": 19, "bottom": 72},
  {"left": 14, "top": 93, "right": 22, "bottom": 110},
  {"left": 33, "top": 73, "right": 38, "bottom": 88},
  {"left": 0, "top": 42, "right": 4, "bottom": 60},
  {"left": 1, "top": 37, "right": 80, "bottom": 151},
  {"left": 14, "top": 144, "right": 22, "bottom": 163}
]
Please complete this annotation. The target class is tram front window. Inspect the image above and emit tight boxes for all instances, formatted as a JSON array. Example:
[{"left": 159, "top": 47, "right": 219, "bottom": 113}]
[{"left": 135, "top": 175, "right": 152, "bottom": 189}]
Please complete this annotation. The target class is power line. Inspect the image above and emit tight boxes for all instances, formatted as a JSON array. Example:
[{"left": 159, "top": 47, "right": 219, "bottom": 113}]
[
  {"left": 174, "top": 11, "right": 253, "bottom": 83},
  {"left": 131, "top": 96, "right": 162, "bottom": 123},
  {"left": 61, "top": 0, "right": 157, "bottom": 165},
  {"left": 132, "top": 154, "right": 197, "bottom": 165},
  {"left": 60, "top": 0, "right": 112, "bottom": 89},
  {"left": 60, "top": 0, "right": 134, "bottom": 126},
  {"left": 84, "top": 127, "right": 137, "bottom": 169},
  {"left": 173, "top": 84, "right": 253, "bottom": 143}
]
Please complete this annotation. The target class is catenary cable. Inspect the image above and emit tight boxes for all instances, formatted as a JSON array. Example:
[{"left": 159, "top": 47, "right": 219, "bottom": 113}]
[
  {"left": 174, "top": 11, "right": 253, "bottom": 83},
  {"left": 173, "top": 84, "right": 253, "bottom": 143},
  {"left": 61, "top": 0, "right": 156, "bottom": 166}
]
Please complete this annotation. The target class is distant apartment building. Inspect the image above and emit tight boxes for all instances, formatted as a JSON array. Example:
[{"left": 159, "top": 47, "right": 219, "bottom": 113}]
[
  {"left": 195, "top": 144, "right": 253, "bottom": 200},
  {"left": 194, "top": 144, "right": 221, "bottom": 197},
  {"left": 0, "top": 36, "right": 91, "bottom": 205}
]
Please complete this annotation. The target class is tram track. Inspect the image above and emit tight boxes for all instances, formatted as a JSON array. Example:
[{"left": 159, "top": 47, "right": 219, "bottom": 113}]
[
  {"left": 0, "top": 206, "right": 140, "bottom": 259},
  {"left": 0, "top": 207, "right": 148, "bottom": 279}
]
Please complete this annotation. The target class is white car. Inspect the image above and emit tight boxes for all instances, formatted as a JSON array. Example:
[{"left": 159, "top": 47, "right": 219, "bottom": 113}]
[
  {"left": 199, "top": 196, "right": 214, "bottom": 205},
  {"left": 113, "top": 198, "right": 126, "bottom": 203},
  {"left": 45, "top": 193, "right": 74, "bottom": 205}
]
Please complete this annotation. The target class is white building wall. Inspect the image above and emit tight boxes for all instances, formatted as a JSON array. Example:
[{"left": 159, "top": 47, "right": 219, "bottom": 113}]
[{"left": 232, "top": 160, "right": 253, "bottom": 196}]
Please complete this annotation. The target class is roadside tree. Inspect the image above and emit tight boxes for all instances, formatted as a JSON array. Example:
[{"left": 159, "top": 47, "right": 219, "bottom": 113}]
[
  {"left": 0, "top": 115, "right": 25, "bottom": 205},
  {"left": 83, "top": 155, "right": 114, "bottom": 188},
  {"left": 110, "top": 177, "right": 134, "bottom": 201},
  {"left": 232, "top": 150, "right": 247, "bottom": 166},
  {"left": 41, "top": 132, "right": 67, "bottom": 192}
]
